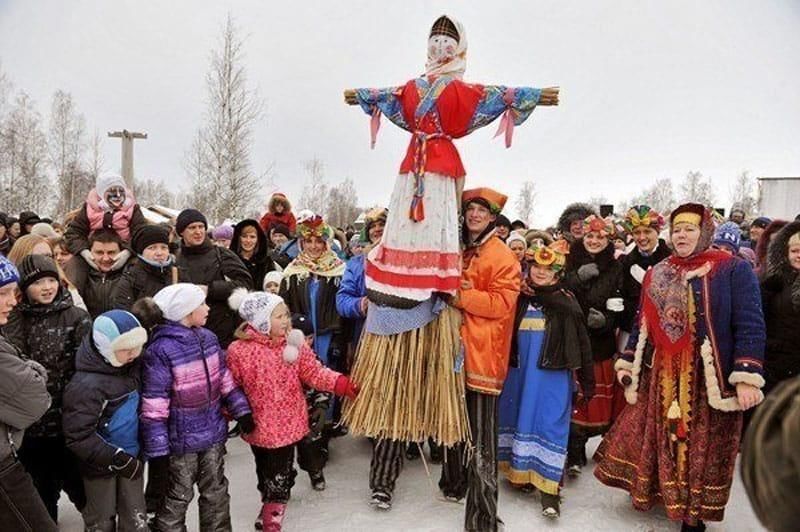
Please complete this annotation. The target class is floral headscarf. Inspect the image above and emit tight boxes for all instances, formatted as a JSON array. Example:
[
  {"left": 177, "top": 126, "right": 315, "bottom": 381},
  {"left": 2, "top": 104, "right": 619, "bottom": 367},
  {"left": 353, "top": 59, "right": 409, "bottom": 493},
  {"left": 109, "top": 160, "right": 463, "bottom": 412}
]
[
  {"left": 623, "top": 205, "right": 665, "bottom": 233},
  {"left": 284, "top": 215, "right": 345, "bottom": 279},
  {"left": 525, "top": 239, "right": 570, "bottom": 273},
  {"left": 582, "top": 214, "right": 616, "bottom": 238}
]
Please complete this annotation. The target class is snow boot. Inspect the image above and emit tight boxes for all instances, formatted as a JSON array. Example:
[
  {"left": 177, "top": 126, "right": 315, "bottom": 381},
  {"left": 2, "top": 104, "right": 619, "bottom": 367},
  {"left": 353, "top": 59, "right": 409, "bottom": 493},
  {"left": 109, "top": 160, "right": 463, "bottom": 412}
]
[
  {"left": 681, "top": 520, "right": 706, "bottom": 532},
  {"left": 405, "top": 442, "right": 421, "bottom": 461},
  {"left": 261, "top": 502, "right": 286, "bottom": 532},
  {"left": 541, "top": 493, "right": 560, "bottom": 519},
  {"left": 309, "top": 470, "right": 326, "bottom": 491},
  {"left": 429, "top": 442, "right": 443, "bottom": 464},
  {"left": 370, "top": 489, "right": 392, "bottom": 510}
]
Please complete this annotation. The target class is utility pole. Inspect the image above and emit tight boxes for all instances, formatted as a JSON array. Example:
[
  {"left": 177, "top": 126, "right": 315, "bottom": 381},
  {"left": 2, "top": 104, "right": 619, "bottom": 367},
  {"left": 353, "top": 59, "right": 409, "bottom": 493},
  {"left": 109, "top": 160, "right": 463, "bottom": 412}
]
[{"left": 107, "top": 129, "right": 147, "bottom": 193}]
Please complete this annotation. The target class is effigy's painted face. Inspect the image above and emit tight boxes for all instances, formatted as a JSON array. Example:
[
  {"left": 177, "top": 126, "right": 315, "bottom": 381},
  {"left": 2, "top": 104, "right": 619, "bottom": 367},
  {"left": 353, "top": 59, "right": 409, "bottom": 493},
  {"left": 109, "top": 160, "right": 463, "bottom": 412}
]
[{"left": 428, "top": 34, "right": 458, "bottom": 66}]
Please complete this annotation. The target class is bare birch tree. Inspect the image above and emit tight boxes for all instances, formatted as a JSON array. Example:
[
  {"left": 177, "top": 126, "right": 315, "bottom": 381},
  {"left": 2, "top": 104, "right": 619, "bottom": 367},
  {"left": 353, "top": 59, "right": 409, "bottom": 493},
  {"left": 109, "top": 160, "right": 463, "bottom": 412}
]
[
  {"left": 49, "top": 90, "right": 88, "bottom": 213},
  {"left": 729, "top": 170, "right": 758, "bottom": 217},
  {"left": 0, "top": 92, "right": 50, "bottom": 213},
  {"left": 514, "top": 180, "right": 536, "bottom": 226},
  {"left": 326, "top": 177, "right": 360, "bottom": 228},
  {"left": 299, "top": 158, "right": 328, "bottom": 216},
  {"left": 627, "top": 177, "right": 676, "bottom": 214},
  {"left": 679, "top": 170, "right": 716, "bottom": 206},
  {"left": 186, "top": 13, "right": 263, "bottom": 224}
]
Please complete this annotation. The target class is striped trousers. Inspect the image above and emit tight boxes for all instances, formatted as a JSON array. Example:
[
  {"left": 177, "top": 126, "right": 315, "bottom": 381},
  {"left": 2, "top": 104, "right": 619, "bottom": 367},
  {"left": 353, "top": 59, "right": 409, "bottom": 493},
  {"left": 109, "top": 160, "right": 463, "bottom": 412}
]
[{"left": 369, "top": 439, "right": 405, "bottom": 493}]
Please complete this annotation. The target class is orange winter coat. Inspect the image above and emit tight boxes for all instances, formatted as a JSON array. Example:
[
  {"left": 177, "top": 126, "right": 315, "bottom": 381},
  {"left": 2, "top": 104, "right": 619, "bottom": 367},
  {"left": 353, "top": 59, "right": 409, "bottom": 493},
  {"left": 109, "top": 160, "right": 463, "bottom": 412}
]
[{"left": 456, "top": 235, "right": 521, "bottom": 395}]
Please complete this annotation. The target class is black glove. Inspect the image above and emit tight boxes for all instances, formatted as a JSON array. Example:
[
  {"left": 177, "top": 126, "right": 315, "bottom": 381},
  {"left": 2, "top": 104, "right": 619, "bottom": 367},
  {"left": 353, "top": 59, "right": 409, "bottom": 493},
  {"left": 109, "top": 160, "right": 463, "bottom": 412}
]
[
  {"left": 309, "top": 406, "right": 327, "bottom": 434},
  {"left": 110, "top": 449, "right": 143, "bottom": 479},
  {"left": 577, "top": 263, "right": 600, "bottom": 282},
  {"left": 587, "top": 308, "right": 607, "bottom": 329},
  {"left": 236, "top": 413, "right": 256, "bottom": 435}
]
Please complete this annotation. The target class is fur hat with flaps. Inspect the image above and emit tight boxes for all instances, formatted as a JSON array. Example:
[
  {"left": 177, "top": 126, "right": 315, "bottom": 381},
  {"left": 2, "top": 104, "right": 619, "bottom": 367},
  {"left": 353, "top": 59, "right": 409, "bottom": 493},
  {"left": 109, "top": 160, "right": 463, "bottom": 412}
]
[
  {"left": 269, "top": 192, "right": 292, "bottom": 213},
  {"left": 92, "top": 310, "right": 147, "bottom": 367},
  {"left": 229, "top": 288, "right": 303, "bottom": 363},
  {"left": 557, "top": 203, "right": 596, "bottom": 235},
  {"left": 361, "top": 207, "right": 388, "bottom": 242}
]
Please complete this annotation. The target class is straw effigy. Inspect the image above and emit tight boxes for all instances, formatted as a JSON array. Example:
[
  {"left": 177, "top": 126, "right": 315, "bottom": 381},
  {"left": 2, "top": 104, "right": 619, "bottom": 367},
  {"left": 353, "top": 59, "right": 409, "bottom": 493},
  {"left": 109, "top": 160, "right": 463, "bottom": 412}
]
[{"left": 342, "top": 305, "right": 470, "bottom": 447}]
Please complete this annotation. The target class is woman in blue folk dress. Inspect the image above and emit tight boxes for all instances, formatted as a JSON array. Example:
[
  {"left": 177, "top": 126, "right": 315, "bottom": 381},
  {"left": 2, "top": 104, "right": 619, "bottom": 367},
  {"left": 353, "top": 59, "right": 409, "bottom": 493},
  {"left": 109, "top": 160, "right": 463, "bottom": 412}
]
[{"left": 498, "top": 239, "right": 595, "bottom": 519}]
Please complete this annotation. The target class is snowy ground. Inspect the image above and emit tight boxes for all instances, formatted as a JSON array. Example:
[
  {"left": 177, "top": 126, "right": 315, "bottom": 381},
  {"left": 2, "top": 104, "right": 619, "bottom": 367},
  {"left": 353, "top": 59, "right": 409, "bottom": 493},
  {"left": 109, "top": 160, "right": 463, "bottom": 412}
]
[{"left": 59, "top": 435, "right": 765, "bottom": 531}]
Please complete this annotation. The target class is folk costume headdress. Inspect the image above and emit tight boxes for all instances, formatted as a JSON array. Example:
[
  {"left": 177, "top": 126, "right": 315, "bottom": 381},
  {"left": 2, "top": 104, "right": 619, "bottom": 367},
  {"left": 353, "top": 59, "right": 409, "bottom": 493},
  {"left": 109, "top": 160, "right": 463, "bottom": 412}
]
[
  {"left": 425, "top": 15, "right": 467, "bottom": 79},
  {"left": 284, "top": 215, "right": 345, "bottom": 279},
  {"left": 582, "top": 214, "right": 616, "bottom": 238},
  {"left": 526, "top": 238, "right": 569, "bottom": 273},
  {"left": 623, "top": 205, "right": 665, "bottom": 233}
]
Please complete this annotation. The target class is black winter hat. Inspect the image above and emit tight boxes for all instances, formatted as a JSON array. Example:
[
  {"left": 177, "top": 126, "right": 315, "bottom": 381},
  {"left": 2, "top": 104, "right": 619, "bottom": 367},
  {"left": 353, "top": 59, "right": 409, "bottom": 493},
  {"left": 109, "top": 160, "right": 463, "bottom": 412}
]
[
  {"left": 270, "top": 223, "right": 291, "bottom": 240},
  {"left": 18, "top": 211, "right": 41, "bottom": 228},
  {"left": 175, "top": 209, "right": 207, "bottom": 235},
  {"left": 495, "top": 215, "right": 512, "bottom": 229},
  {"left": 18, "top": 254, "right": 59, "bottom": 291},
  {"left": 133, "top": 224, "right": 171, "bottom": 255}
]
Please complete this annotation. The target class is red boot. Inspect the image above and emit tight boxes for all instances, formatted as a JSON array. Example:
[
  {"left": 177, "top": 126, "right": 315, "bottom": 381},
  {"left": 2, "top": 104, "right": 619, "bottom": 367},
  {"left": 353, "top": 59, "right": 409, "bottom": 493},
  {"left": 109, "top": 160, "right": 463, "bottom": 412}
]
[{"left": 261, "top": 502, "right": 286, "bottom": 532}]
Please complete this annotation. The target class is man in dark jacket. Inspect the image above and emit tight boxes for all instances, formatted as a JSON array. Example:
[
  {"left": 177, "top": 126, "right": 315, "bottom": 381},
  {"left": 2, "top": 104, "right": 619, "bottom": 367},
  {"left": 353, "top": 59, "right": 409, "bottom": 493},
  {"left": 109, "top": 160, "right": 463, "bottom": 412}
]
[
  {"left": 173, "top": 209, "right": 253, "bottom": 348},
  {"left": 3, "top": 255, "right": 91, "bottom": 522},
  {"left": 65, "top": 229, "right": 133, "bottom": 318},
  {"left": 0, "top": 255, "right": 57, "bottom": 532}
]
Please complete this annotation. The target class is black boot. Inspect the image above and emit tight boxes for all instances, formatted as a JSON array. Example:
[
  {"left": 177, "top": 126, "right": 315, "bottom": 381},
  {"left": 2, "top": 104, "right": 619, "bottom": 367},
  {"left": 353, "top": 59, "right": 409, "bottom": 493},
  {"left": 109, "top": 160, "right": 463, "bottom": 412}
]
[
  {"left": 681, "top": 520, "right": 706, "bottom": 532},
  {"left": 428, "top": 441, "right": 443, "bottom": 464},
  {"left": 405, "top": 442, "right": 421, "bottom": 461},
  {"left": 541, "top": 492, "right": 560, "bottom": 518}
]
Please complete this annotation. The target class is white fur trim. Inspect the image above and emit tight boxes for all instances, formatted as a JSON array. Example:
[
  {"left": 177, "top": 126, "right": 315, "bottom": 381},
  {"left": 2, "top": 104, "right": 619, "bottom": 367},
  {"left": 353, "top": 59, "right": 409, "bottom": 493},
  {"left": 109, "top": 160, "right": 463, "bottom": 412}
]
[
  {"left": 728, "top": 371, "right": 765, "bottom": 389},
  {"left": 622, "top": 320, "right": 648, "bottom": 405},
  {"left": 228, "top": 287, "right": 249, "bottom": 311},
  {"left": 614, "top": 358, "right": 633, "bottom": 372},
  {"left": 109, "top": 327, "right": 148, "bottom": 353},
  {"left": 699, "top": 338, "right": 744, "bottom": 412}
]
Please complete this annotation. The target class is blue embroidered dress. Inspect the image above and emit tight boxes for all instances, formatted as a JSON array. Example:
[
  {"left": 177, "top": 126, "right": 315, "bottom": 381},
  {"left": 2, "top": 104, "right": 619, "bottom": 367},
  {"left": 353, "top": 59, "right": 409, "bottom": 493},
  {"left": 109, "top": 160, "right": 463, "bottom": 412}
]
[{"left": 498, "top": 304, "right": 572, "bottom": 495}]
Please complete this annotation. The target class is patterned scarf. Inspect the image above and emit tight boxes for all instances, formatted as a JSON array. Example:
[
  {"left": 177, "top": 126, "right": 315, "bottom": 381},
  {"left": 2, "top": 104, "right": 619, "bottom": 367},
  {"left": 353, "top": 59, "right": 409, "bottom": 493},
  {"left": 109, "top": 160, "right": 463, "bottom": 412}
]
[
  {"left": 283, "top": 249, "right": 345, "bottom": 280},
  {"left": 640, "top": 208, "right": 730, "bottom": 352}
]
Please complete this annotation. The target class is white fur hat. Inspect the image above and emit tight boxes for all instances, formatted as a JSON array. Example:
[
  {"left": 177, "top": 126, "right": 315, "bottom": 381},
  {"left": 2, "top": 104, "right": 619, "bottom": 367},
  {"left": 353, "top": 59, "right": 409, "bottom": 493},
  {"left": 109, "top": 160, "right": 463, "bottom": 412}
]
[{"left": 153, "top": 283, "right": 206, "bottom": 322}]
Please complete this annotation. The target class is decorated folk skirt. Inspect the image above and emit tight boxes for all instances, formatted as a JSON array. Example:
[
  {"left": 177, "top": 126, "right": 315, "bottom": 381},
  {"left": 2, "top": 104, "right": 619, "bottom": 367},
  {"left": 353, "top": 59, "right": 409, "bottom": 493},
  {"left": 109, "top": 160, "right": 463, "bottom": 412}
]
[
  {"left": 593, "top": 351, "right": 743, "bottom": 523},
  {"left": 365, "top": 171, "right": 461, "bottom": 304},
  {"left": 498, "top": 312, "right": 571, "bottom": 495},
  {"left": 571, "top": 357, "right": 627, "bottom": 437}
]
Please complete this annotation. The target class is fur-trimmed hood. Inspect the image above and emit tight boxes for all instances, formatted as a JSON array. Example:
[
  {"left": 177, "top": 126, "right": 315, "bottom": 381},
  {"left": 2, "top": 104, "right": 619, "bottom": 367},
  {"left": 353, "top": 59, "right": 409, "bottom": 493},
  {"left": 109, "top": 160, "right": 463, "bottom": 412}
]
[
  {"left": 269, "top": 193, "right": 292, "bottom": 214},
  {"left": 766, "top": 220, "right": 800, "bottom": 278},
  {"left": 557, "top": 203, "right": 596, "bottom": 234}
]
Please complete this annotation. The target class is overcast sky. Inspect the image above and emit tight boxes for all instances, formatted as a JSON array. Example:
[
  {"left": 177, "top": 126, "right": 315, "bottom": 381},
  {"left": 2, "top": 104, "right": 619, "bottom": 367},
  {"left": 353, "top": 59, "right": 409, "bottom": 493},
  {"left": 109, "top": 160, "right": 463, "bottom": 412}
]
[{"left": 1, "top": 0, "right": 798, "bottom": 225}]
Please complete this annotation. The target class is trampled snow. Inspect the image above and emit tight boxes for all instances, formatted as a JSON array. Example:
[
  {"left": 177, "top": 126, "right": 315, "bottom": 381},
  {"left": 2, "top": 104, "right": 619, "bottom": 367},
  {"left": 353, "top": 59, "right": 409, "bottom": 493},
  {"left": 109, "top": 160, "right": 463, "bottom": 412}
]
[{"left": 59, "top": 435, "right": 765, "bottom": 531}]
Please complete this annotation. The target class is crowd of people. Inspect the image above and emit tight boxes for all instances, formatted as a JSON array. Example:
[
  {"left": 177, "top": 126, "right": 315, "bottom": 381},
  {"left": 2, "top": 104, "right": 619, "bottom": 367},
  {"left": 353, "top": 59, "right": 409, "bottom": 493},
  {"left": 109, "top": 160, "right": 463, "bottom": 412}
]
[{"left": 0, "top": 170, "right": 798, "bottom": 532}]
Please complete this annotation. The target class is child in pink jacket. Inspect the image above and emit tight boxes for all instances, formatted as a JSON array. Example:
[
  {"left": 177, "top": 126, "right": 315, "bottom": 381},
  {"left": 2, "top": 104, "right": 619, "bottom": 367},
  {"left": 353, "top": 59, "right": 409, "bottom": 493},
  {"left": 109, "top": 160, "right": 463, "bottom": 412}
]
[{"left": 226, "top": 289, "right": 358, "bottom": 532}]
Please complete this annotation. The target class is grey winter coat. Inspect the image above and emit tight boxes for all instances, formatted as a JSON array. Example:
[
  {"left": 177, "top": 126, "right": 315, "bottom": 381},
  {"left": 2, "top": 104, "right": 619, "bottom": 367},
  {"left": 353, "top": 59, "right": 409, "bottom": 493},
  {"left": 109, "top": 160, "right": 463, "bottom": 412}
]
[{"left": 0, "top": 335, "right": 51, "bottom": 469}]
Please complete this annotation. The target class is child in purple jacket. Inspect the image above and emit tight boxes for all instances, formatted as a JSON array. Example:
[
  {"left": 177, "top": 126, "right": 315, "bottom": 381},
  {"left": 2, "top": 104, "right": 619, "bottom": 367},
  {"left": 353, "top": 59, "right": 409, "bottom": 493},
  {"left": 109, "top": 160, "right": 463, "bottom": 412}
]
[{"left": 137, "top": 283, "right": 253, "bottom": 532}]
